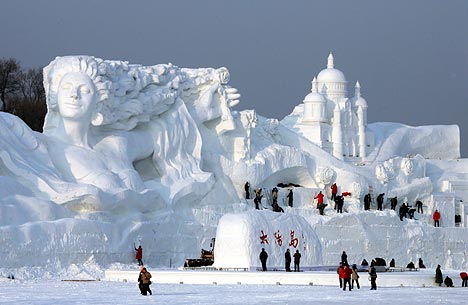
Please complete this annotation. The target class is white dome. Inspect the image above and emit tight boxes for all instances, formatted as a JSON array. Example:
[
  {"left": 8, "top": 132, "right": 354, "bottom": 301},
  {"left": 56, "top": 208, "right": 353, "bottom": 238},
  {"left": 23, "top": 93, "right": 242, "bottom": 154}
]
[
  {"left": 317, "top": 68, "right": 347, "bottom": 83},
  {"left": 316, "top": 53, "right": 347, "bottom": 83},
  {"left": 304, "top": 91, "right": 325, "bottom": 103}
]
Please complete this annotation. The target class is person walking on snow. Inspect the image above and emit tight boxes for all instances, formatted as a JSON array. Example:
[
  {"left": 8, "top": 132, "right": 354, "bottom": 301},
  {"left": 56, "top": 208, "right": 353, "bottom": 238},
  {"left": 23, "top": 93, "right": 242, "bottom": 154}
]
[
  {"left": 293, "top": 250, "right": 302, "bottom": 272},
  {"left": 135, "top": 245, "right": 143, "bottom": 266},
  {"left": 137, "top": 267, "right": 152, "bottom": 295},
  {"left": 433, "top": 209, "right": 441, "bottom": 227}
]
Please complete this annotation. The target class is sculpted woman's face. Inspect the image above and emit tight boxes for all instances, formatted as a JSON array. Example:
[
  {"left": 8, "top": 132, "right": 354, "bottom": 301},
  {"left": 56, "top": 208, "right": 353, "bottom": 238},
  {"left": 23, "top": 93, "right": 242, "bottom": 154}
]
[{"left": 57, "top": 72, "right": 97, "bottom": 121}]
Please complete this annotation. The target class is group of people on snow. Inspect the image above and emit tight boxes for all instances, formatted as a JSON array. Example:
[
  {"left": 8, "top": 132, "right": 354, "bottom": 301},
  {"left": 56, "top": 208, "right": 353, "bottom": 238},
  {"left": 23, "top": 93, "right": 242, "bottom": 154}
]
[
  {"left": 259, "top": 248, "right": 302, "bottom": 272},
  {"left": 245, "top": 182, "right": 442, "bottom": 226}
]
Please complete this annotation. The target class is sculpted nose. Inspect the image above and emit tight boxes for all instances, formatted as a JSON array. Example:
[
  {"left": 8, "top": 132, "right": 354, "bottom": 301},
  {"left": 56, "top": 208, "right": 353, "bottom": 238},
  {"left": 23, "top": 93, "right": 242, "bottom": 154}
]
[{"left": 69, "top": 88, "right": 79, "bottom": 100}]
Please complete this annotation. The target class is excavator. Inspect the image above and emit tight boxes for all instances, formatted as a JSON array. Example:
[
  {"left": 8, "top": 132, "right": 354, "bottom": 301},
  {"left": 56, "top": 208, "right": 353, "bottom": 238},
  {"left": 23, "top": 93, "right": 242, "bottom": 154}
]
[{"left": 184, "top": 238, "right": 215, "bottom": 268}]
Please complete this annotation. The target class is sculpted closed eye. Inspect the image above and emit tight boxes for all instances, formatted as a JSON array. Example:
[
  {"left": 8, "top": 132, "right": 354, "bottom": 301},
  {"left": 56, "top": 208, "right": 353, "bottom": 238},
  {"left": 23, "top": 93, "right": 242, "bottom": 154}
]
[
  {"left": 60, "top": 82, "right": 72, "bottom": 90},
  {"left": 80, "top": 86, "right": 91, "bottom": 94}
]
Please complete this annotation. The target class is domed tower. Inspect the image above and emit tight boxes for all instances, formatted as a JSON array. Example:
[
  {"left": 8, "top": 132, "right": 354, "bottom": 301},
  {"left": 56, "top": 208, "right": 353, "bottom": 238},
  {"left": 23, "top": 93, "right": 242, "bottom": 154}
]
[
  {"left": 316, "top": 53, "right": 348, "bottom": 103},
  {"left": 302, "top": 78, "right": 327, "bottom": 123}
]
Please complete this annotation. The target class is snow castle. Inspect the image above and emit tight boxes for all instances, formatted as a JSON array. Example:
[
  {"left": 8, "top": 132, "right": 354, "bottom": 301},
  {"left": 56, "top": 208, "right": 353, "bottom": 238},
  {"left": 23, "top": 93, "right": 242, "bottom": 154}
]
[{"left": 0, "top": 54, "right": 468, "bottom": 277}]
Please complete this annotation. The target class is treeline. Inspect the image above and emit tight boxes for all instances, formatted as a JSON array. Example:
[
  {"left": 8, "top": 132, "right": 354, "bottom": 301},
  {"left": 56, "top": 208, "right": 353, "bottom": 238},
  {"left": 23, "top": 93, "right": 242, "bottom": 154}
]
[{"left": 0, "top": 58, "right": 47, "bottom": 132}]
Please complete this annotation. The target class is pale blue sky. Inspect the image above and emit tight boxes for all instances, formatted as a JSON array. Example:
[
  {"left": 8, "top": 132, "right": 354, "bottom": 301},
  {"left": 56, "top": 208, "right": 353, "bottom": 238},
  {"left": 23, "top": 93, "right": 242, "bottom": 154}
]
[{"left": 2, "top": 0, "right": 467, "bottom": 156}]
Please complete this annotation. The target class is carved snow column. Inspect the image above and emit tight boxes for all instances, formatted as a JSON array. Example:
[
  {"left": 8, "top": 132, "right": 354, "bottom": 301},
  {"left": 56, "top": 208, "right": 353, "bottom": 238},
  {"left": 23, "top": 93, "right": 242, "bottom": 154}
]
[
  {"left": 332, "top": 104, "right": 343, "bottom": 160},
  {"left": 357, "top": 107, "right": 366, "bottom": 158},
  {"left": 354, "top": 81, "right": 368, "bottom": 158}
]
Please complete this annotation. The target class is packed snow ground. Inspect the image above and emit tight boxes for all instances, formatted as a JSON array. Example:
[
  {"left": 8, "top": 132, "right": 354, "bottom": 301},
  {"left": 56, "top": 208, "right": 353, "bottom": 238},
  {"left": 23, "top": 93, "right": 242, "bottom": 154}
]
[{"left": 0, "top": 277, "right": 467, "bottom": 305}]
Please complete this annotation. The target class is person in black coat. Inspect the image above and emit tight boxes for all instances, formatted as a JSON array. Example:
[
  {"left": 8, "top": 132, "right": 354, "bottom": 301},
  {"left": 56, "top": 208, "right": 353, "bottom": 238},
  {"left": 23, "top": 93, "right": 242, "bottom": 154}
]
[
  {"left": 285, "top": 249, "right": 292, "bottom": 272},
  {"left": 293, "top": 250, "right": 302, "bottom": 272},
  {"left": 376, "top": 193, "right": 385, "bottom": 211},
  {"left": 369, "top": 266, "right": 377, "bottom": 290},
  {"left": 244, "top": 182, "right": 250, "bottom": 199},
  {"left": 415, "top": 200, "right": 423, "bottom": 213},
  {"left": 286, "top": 189, "right": 293, "bottom": 207},
  {"left": 335, "top": 195, "right": 344, "bottom": 213},
  {"left": 259, "top": 248, "right": 268, "bottom": 271},
  {"left": 444, "top": 276, "right": 454, "bottom": 287},
  {"left": 341, "top": 251, "right": 348, "bottom": 265},
  {"left": 399, "top": 203, "right": 408, "bottom": 221},
  {"left": 364, "top": 193, "right": 371, "bottom": 210},
  {"left": 390, "top": 197, "right": 398, "bottom": 210}
]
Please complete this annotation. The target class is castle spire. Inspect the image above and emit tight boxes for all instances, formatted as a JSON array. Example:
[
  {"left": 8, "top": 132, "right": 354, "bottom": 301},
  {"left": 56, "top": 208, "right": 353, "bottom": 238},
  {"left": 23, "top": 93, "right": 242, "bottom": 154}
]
[
  {"left": 327, "top": 53, "right": 334, "bottom": 69},
  {"left": 355, "top": 81, "right": 361, "bottom": 97},
  {"left": 311, "top": 77, "right": 318, "bottom": 93}
]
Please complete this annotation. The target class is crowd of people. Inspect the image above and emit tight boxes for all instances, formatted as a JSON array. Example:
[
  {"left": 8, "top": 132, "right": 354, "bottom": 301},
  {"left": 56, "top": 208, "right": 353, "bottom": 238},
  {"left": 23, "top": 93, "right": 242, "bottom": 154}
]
[{"left": 244, "top": 181, "right": 444, "bottom": 228}]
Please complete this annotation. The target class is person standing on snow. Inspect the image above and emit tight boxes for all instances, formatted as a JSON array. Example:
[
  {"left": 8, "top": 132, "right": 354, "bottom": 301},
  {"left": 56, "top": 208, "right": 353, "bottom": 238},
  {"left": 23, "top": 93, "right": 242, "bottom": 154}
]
[
  {"left": 341, "top": 263, "right": 353, "bottom": 291},
  {"left": 341, "top": 251, "right": 348, "bottom": 265},
  {"left": 314, "top": 191, "right": 325, "bottom": 208},
  {"left": 433, "top": 209, "right": 441, "bottom": 227},
  {"left": 335, "top": 194, "right": 344, "bottom": 213},
  {"left": 330, "top": 183, "right": 338, "bottom": 202},
  {"left": 369, "top": 265, "right": 377, "bottom": 290},
  {"left": 351, "top": 264, "right": 360, "bottom": 289},
  {"left": 415, "top": 200, "right": 423, "bottom": 213},
  {"left": 285, "top": 249, "right": 292, "bottom": 272},
  {"left": 364, "top": 193, "right": 371, "bottom": 210},
  {"left": 293, "top": 250, "right": 302, "bottom": 272},
  {"left": 390, "top": 196, "right": 398, "bottom": 210},
  {"left": 135, "top": 245, "right": 143, "bottom": 266},
  {"left": 286, "top": 189, "right": 294, "bottom": 207},
  {"left": 435, "top": 264, "right": 443, "bottom": 286},
  {"left": 337, "top": 262, "right": 344, "bottom": 288},
  {"left": 376, "top": 193, "right": 385, "bottom": 211},
  {"left": 244, "top": 181, "right": 250, "bottom": 199},
  {"left": 259, "top": 248, "right": 268, "bottom": 271}
]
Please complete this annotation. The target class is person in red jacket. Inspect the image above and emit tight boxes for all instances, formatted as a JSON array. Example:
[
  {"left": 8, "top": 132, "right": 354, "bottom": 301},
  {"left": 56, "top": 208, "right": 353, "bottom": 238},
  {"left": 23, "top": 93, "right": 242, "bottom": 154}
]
[
  {"left": 314, "top": 191, "right": 324, "bottom": 207},
  {"left": 460, "top": 271, "right": 468, "bottom": 287},
  {"left": 135, "top": 245, "right": 143, "bottom": 266},
  {"left": 340, "top": 263, "right": 353, "bottom": 291},
  {"left": 433, "top": 210, "right": 441, "bottom": 227},
  {"left": 330, "top": 183, "right": 338, "bottom": 202}
]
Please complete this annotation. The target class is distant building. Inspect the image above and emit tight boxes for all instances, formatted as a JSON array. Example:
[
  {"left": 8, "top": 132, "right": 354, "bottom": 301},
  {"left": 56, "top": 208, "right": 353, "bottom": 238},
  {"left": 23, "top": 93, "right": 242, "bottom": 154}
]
[{"left": 295, "top": 53, "right": 374, "bottom": 161}]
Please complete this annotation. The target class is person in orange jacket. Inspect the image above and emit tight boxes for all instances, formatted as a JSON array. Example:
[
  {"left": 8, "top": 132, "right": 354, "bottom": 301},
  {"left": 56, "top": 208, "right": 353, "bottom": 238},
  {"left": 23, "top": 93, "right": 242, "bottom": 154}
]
[{"left": 433, "top": 209, "right": 441, "bottom": 227}]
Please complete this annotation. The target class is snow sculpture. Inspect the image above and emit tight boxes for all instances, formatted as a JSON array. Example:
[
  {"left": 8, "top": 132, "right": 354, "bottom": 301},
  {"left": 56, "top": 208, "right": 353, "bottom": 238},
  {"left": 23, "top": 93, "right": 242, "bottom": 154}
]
[
  {"left": 2, "top": 54, "right": 468, "bottom": 274},
  {"left": 316, "top": 167, "right": 335, "bottom": 186},
  {"left": 400, "top": 158, "right": 414, "bottom": 176}
]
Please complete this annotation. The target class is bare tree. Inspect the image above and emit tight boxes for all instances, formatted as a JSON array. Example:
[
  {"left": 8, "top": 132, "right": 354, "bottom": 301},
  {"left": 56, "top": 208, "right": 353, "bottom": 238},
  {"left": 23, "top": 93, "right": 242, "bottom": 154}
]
[
  {"left": 13, "top": 67, "right": 47, "bottom": 131},
  {"left": 0, "top": 58, "right": 21, "bottom": 110}
]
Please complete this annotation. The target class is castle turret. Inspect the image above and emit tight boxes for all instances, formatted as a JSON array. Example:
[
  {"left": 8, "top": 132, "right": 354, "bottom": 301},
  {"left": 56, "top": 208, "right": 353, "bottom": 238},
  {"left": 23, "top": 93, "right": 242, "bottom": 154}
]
[
  {"left": 354, "top": 81, "right": 368, "bottom": 158},
  {"left": 302, "top": 78, "right": 327, "bottom": 123}
]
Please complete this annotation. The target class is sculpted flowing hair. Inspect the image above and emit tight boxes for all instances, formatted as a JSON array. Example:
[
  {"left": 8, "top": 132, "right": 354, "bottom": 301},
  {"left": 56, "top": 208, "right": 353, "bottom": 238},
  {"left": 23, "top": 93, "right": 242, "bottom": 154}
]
[{"left": 43, "top": 55, "right": 235, "bottom": 133}]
